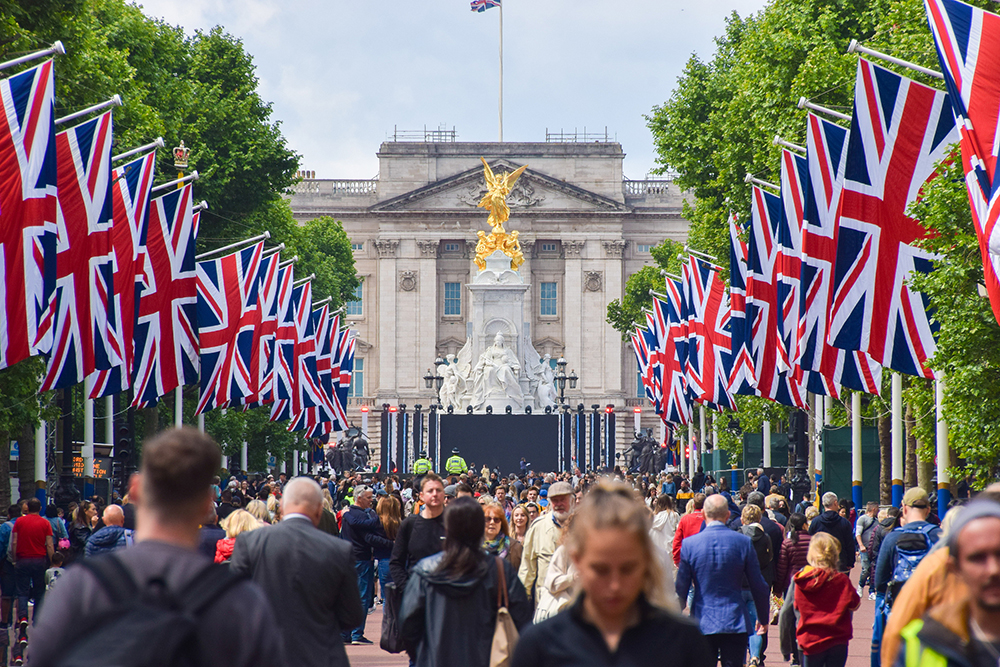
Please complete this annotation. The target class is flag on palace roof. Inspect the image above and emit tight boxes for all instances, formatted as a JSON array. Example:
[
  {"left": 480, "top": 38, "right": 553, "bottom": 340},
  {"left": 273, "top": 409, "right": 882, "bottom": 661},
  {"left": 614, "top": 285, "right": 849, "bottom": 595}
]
[
  {"left": 827, "top": 59, "right": 957, "bottom": 379},
  {"left": 925, "top": 0, "right": 1000, "bottom": 331},
  {"left": 471, "top": 0, "right": 501, "bottom": 12},
  {"left": 41, "top": 111, "right": 120, "bottom": 391},
  {"left": 0, "top": 61, "right": 57, "bottom": 371}
]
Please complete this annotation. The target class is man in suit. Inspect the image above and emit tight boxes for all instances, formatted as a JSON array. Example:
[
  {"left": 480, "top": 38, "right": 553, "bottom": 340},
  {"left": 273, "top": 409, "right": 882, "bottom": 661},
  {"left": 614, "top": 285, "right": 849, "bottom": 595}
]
[
  {"left": 231, "top": 476, "right": 364, "bottom": 667},
  {"left": 676, "top": 494, "right": 770, "bottom": 667}
]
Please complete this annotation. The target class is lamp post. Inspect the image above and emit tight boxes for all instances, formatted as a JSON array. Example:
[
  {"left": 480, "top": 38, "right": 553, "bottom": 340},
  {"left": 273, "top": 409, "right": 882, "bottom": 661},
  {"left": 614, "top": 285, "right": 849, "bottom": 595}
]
[
  {"left": 424, "top": 357, "right": 446, "bottom": 401},
  {"left": 554, "top": 357, "right": 578, "bottom": 405}
]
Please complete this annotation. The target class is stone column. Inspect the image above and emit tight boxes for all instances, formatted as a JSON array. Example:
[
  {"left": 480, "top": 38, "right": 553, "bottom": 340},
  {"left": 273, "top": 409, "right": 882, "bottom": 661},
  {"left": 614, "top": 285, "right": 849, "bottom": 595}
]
[
  {"left": 602, "top": 240, "right": 626, "bottom": 400},
  {"left": 417, "top": 240, "right": 439, "bottom": 391},
  {"left": 563, "top": 240, "right": 584, "bottom": 394},
  {"left": 374, "top": 238, "right": 399, "bottom": 401}
]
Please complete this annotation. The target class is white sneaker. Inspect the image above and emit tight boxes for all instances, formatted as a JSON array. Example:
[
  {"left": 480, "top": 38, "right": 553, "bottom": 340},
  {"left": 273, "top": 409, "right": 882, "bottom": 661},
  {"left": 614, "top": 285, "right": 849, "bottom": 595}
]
[
  {"left": 856, "top": 586, "right": 863, "bottom": 597},
  {"left": 868, "top": 592, "right": 877, "bottom": 601}
]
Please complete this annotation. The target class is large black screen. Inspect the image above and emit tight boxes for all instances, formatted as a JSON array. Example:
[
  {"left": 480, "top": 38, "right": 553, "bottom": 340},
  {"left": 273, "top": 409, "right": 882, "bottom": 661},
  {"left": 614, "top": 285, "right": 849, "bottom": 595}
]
[{"left": 438, "top": 414, "right": 559, "bottom": 475}]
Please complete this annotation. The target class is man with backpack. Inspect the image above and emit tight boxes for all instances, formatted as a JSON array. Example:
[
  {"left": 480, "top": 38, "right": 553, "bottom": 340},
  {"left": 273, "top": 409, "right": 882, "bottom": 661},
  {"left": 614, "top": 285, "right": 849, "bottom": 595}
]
[{"left": 29, "top": 427, "right": 282, "bottom": 667}]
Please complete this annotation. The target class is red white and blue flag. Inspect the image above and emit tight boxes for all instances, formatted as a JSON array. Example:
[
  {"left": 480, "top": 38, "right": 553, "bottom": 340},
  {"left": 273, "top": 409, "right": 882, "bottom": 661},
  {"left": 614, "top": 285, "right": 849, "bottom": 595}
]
[
  {"left": 925, "top": 0, "right": 1000, "bottom": 328},
  {"left": 0, "top": 61, "right": 57, "bottom": 371},
  {"left": 132, "top": 184, "right": 199, "bottom": 408},
  {"left": 41, "top": 111, "right": 119, "bottom": 391},
  {"left": 239, "top": 251, "right": 282, "bottom": 408},
  {"left": 288, "top": 303, "right": 336, "bottom": 434},
  {"left": 683, "top": 255, "right": 736, "bottom": 410},
  {"left": 87, "top": 150, "right": 157, "bottom": 398},
  {"left": 653, "top": 295, "right": 692, "bottom": 425},
  {"left": 777, "top": 149, "right": 807, "bottom": 375},
  {"left": 728, "top": 213, "right": 758, "bottom": 397},
  {"left": 828, "top": 59, "right": 957, "bottom": 379},
  {"left": 471, "top": 0, "right": 501, "bottom": 12},
  {"left": 334, "top": 326, "right": 355, "bottom": 432},
  {"left": 270, "top": 264, "right": 297, "bottom": 422},
  {"left": 195, "top": 241, "right": 264, "bottom": 414},
  {"left": 747, "top": 186, "right": 808, "bottom": 409},
  {"left": 800, "top": 114, "right": 882, "bottom": 394}
]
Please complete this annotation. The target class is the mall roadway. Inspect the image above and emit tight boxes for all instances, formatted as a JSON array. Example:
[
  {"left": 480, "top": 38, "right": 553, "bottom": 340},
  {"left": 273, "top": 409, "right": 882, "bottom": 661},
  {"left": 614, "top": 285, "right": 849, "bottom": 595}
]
[{"left": 347, "top": 567, "right": 878, "bottom": 667}]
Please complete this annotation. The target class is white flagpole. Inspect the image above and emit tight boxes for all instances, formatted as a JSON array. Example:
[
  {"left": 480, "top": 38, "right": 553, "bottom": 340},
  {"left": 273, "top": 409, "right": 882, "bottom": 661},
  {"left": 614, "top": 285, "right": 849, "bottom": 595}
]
[
  {"left": 0, "top": 41, "right": 65, "bottom": 72},
  {"left": 499, "top": 2, "right": 504, "bottom": 142}
]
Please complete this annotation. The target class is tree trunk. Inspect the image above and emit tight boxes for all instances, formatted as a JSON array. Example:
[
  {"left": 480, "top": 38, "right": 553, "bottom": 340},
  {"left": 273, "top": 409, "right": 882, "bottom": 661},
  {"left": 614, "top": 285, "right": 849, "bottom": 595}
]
[
  {"left": 0, "top": 430, "right": 10, "bottom": 510},
  {"left": 878, "top": 411, "right": 891, "bottom": 504},
  {"left": 918, "top": 458, "right": 934, "bottom": 494},
  {"left": 143, "top": 406, "right": 159, "bottom": 443},
  {"left": 904, "top": 403, "right": 918, "bottom": 489},
  {"left": 18, "top": 421, "right": 36, "bottom": 503}
]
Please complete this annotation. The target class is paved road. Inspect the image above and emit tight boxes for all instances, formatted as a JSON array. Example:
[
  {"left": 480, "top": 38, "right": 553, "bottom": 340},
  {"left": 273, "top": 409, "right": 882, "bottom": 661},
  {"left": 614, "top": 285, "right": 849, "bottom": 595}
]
[{"left": 349, "top": 568, "right": 878, "bottom": 667}]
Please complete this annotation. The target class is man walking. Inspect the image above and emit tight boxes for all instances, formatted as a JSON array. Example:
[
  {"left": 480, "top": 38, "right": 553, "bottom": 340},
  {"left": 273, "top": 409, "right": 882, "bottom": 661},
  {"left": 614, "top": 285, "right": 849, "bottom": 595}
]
[
  {"left": 84, "top": 505, "right": 131, "bottom": 558},
  {"left": 10, "top": 499, "right": 53, "bottom": 627},
  {"left": 339, "top": 484, "right": 392, "bottom": 644},
  {"left": 231, "top": 476, "right": 364, "bottom": 667},
  {"left": 519, "top": 481, "right": 575, "bottom": 605},
  {"left": 31, "top": 428, "right": 281, "bottom": 667},
  {"left": 673, "top": 493, "right": 707, "bottom": 566},
  {"left": 677, "top": 494, "right": 770, "bottom": 667},
  {"left": 855, "top": 501, "right": 879, "bottom": 598},
  {"left": 810, "top": 492, "right": 856, "bottom": 572}
]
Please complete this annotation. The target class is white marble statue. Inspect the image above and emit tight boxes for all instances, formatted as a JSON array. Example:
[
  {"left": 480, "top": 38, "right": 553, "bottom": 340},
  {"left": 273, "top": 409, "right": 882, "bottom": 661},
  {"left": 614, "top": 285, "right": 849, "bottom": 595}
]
[
  {"left": 439, "top": 362, "right": 458, "bottom": 410},
  {"left": 534, "top": 354, "right": 558, "bottom": 410},
  {"left": 470, "top": 332, "right": 524, "bottom": 408}
]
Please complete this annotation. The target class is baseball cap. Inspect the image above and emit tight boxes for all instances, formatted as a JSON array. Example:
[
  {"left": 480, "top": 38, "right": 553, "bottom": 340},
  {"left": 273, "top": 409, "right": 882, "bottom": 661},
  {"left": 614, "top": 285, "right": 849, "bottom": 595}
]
[
  {"left": 902, "top": 487, "right": 930, "bottom": 508},
  {"left": 547, "top": 481, "right": 573, "bottom": 497}
]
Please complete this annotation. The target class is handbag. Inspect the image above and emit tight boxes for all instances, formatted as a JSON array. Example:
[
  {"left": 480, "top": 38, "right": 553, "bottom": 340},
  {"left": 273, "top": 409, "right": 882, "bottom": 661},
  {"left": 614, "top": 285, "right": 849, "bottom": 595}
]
[
  {"left": 379, "top": 582, "right": 405, "bottom": 654},
  {"left": 490, "top": 556, "right": 519, "bottom": 667}
]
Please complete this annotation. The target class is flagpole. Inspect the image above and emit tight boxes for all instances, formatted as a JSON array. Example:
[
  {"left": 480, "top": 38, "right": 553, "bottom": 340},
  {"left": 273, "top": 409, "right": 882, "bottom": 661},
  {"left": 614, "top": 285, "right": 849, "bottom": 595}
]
[{"left": 498, "top": 2, "right": 503, "bottom": 142}]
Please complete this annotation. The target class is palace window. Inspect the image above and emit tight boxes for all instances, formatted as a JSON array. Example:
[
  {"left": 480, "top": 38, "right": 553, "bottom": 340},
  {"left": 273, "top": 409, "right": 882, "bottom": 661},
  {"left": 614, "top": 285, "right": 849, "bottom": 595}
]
[
  {"left": 348, "top": 359, "right": 364, "bottom": 397},
  {"left": 351, "top": 242, "right": 364, "bottom": 252},
  {"left": 346, "top": 282, "right": 363, "bottom": 316},
  {"left": 541, "top": 242, "right": 558, "bottom": 252},
  {"left": 540, "top": 282, "right": 558, "bottom": 316},
  {"left": 444, "top": 242, "right": 460, "bottom": 252},
  {"left": 444, "top": 282, "right": 461, "bottom": 315},
  {"left": 637, "top": 370, "right": 645, "bottom": 398},
  {"left": 637, "top": 244, "right": 653, "bottom": 253}
]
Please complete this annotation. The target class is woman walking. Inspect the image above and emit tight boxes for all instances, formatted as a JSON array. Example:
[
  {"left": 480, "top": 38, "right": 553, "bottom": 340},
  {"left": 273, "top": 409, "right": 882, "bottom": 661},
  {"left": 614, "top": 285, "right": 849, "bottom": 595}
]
[
  {"left": 512, "top": 482, "right": 710, "bottom": 667},
  {"left": 510, "top": 505, "right": 530, "bottom": 544},
  {"left": 400, "top": 497, "right": 531, "bottom": 667},
  {"left": 775, "top": 513, "right": 812, "bottom": 596},
  {"left": 483, "top": 502, "right": 521, "bottom": 570},
  {"left": 373, "top": 494, "right": 402, "bottom": 602}
]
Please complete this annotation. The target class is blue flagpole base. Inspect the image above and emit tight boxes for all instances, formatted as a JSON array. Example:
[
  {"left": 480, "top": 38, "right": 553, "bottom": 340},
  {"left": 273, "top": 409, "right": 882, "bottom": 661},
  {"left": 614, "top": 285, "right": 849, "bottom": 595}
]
[
  {"left": 937, "top": 484, "right": 952, "bottom": 519},
  {"left": 892, "top": 481, "right": 903, "bottom": 508},
  {"left": 852, "top": 481, "right": 863, "bottom": 512}
]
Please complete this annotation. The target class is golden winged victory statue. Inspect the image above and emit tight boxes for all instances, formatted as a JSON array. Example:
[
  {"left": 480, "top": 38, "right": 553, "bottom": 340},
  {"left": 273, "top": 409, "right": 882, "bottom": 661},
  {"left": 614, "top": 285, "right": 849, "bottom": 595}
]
[{"left": 474, "top": 157, "right": 527, "bottom": 270}]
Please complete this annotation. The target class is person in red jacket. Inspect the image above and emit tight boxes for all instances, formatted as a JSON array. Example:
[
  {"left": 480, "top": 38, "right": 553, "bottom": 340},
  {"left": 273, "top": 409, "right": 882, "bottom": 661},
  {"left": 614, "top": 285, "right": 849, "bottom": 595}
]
[
  {"left": 672, "top": 493, "right": 706, "bottom": 566},
  {"left": 792, "top": 532, "right": 861, "bottom": 667}
]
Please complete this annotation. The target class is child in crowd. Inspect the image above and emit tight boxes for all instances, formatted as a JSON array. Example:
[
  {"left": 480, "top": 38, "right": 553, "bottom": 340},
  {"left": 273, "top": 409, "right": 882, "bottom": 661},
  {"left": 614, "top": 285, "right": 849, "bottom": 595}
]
[{"left": 45, "top": 552, "right": 66, "bottom": 592}]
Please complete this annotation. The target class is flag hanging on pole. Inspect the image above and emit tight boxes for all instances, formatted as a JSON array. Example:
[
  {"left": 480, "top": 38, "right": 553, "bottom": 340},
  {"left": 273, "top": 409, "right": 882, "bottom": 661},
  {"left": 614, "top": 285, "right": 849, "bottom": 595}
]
[
  {"left": 728, "top": 213, "right": 758, "bottom": 397},
  {"left": 270, "top": 264, "right": 297, "bottom": 422},
  {"left": 683, "top": 255, "right": 736, "bottom": 410},
  {"left": 652, "top": 296, "right": 692, "bottom": 424},
  {"left": 777, "top": 149, "right": 808, "bottom": 375},
  {"left": 41, "top": 111, "right": 120, "bottom": 391},
  {"left": 0, "top": 60, "right": 57, "bottom": 371},
  {"left": 747, "top": 186, "right": 808, "bottom": 408},
  {"left": 470, "top": 0, "right": 501, "bottom": 11},
  {"left": 239, "top": 251, "right": 282, "bottom": 408},
  {"left": 87, "top": 150, "right": 157, "bottom": 398},
  {"left": 925, "top": 0, "right": 1000, "bottom": 328},
  {"left": 195, "top": 240, "right": 264, "bottom": 414},
  {"left": 800, "top": 113, "right": 882, "bottom": 394},
  {"left": 827, "top": 59, "right": 957, "bottom": 379},
  {"left": 132, "top": 184, "right": 199, "bottom": 408}
]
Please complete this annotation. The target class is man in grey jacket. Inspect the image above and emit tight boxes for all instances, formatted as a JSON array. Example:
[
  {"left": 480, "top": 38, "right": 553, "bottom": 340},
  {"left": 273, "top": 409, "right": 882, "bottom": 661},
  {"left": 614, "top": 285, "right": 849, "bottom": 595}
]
[{"left": 231, "top": 476, "right": 364, "bottom": 667}]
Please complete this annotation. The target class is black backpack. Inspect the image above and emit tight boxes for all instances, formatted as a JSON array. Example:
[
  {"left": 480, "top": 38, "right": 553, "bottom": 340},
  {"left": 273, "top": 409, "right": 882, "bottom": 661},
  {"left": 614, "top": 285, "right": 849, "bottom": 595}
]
[{"left": 53, "top": 553, "right": 242, "bottom": 667}]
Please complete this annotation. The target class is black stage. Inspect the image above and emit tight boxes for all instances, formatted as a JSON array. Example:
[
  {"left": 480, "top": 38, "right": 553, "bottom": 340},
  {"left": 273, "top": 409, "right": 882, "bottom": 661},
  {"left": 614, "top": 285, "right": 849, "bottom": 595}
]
[{"left": 438, "top": 414, "right": 559, "bottom": 474}]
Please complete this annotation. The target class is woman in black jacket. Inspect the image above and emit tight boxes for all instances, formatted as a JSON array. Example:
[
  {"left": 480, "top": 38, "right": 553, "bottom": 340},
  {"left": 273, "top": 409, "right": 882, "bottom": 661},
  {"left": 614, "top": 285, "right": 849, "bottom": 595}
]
[
  {"left": 67, "top": 500, "right": 96, "bottom": 563},
  {"left": 400, "top": 496, "right": 531, "bottom": 667}
]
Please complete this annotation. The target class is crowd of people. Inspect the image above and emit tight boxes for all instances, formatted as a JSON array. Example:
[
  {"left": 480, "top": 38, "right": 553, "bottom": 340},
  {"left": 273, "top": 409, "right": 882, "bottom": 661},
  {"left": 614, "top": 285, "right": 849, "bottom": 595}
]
[{"left": 4, "top": 432, "right": 999, "bottom": 667}]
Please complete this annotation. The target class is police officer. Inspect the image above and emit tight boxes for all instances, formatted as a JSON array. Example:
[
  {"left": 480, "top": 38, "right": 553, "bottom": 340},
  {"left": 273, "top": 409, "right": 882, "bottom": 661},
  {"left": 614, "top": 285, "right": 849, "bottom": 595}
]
[
  {"left": 413, "top": 451, "right": 433, "bottom": 474},
  {"left": 444, "top": 448, "right": 468, "bottom": 476}
]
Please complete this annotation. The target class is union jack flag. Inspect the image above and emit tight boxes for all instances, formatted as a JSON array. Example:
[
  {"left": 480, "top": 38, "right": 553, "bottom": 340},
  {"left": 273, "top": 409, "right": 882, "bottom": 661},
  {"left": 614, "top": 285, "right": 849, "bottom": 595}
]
[
  {"left": 238, "top": 251, "right": 282, "bottom": 408},
  {"left": 132, "top": 184, "right": 199, "bottom": 408},
  {"left": 925, "top": 0, "right": 1000, "bottom": 327},
  {"left": 328, "top": 316, "right": 350, "bottom": 431},
  {"left": 334, "top": 327, "right": 355, "bottom": 430},
  {"left": 41, "top": 111, "right": 120, "bottom": 391},
  {"left": 270, "top": 264, "right": 297, "bottom": 422},
  {"left": 0, "top": 61, "right": 57, "bottom": 371},
  {"left": 778, "top": 149, "right": 807, "bottom": 375},
  {"left": 828, "top": 59, "right": 957, "bottom": 379},
  {"left": 471, "top": 0, "right": 500, "bottom": 12},
  {"left": 747, "top": 186, "right": 808, "bottom": 408},
  {"left": 728, "top": 213, "right": 758, "bottom": 397},
  {"left": 288, "top": 303, "right": 337, "bottom": 434},
  {"left": 800, "top": 114, "right": 882, "bottom": 394},
  {"left": 87, "top": 151, "right": 157, "bottom": 398},
  {"left": 631, "top": 329, "right": 655, "bottom": 407},
  {"left": 683, "top": 255, "right": 736, "bottom": 410},
  {"left": 653, "top": 295, "right": 692, "bottom": 424},
  {"left": 195, "top": 241, "right": 264, "bottom": 414}
]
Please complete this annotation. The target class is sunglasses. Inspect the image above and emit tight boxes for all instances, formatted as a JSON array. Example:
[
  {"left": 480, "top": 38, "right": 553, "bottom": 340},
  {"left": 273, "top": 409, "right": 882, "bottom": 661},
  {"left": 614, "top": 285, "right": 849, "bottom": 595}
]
[{"left": 484, "top": 516, "right": 502, "bottom": 523}]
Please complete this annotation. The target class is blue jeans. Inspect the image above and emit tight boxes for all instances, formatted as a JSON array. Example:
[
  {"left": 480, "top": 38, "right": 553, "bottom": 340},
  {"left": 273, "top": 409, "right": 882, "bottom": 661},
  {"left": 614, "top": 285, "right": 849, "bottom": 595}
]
[
  {"left": 342, "top": 559, "right": 372, "bottom": 642},
  {"left": 742, "top": 590, "right": 763, "bottom": 661},
  {"left": 377, "top": 559, "right": 392, "bottom": 600},
  {"left": 15, "top": 558, "right": 47, "bottom": 622}
]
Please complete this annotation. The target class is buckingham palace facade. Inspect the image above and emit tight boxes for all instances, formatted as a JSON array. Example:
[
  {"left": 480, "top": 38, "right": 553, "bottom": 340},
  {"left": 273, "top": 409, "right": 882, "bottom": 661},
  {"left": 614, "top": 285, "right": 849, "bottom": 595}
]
[{"left": 287, "top": 136, "right": 690, "bottom": 443}]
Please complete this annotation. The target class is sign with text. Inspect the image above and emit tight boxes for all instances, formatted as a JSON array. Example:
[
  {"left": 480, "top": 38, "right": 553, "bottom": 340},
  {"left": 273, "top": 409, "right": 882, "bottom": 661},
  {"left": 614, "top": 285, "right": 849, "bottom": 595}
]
[{"left": 72, "top": 456, "right": 111, "bottom": 478}]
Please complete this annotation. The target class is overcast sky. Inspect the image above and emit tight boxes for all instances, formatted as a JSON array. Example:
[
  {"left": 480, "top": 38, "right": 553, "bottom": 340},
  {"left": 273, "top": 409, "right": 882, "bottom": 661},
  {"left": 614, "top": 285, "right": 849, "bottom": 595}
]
[{"left": 137, "top": 0, "right": 767, "bottom": 181}]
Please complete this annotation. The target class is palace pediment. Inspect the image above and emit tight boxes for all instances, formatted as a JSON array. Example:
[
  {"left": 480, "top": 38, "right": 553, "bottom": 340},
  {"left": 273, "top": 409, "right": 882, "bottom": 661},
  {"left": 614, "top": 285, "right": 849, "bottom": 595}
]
[{"left": 370, "top": 159, "right": 629, "bottom": 214}]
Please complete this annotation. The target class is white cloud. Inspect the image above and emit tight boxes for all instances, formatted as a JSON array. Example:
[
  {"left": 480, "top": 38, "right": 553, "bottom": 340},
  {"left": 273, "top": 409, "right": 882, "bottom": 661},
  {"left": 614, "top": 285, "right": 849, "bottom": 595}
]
[{"left": 134, "top": 0, "right": 767, "bottom": 179}]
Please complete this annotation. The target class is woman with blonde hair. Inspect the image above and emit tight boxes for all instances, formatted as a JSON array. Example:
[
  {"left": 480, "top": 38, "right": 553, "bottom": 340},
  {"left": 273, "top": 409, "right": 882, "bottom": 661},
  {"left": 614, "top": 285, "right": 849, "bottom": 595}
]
[
  {"left": 512, "top": 482, "right": 710, "bottom": 666},
  {"left": 510, "top": 504, "right": 530, "bottom": 544},
  {"left": 788, "top": 532, "right": 860, "bottom": 667},
  {"left": 215, "top": 510, "right": 261, "bottom": 563},
  {"left": 246, "top": 499, "right": 271, "bottom": 526}
]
